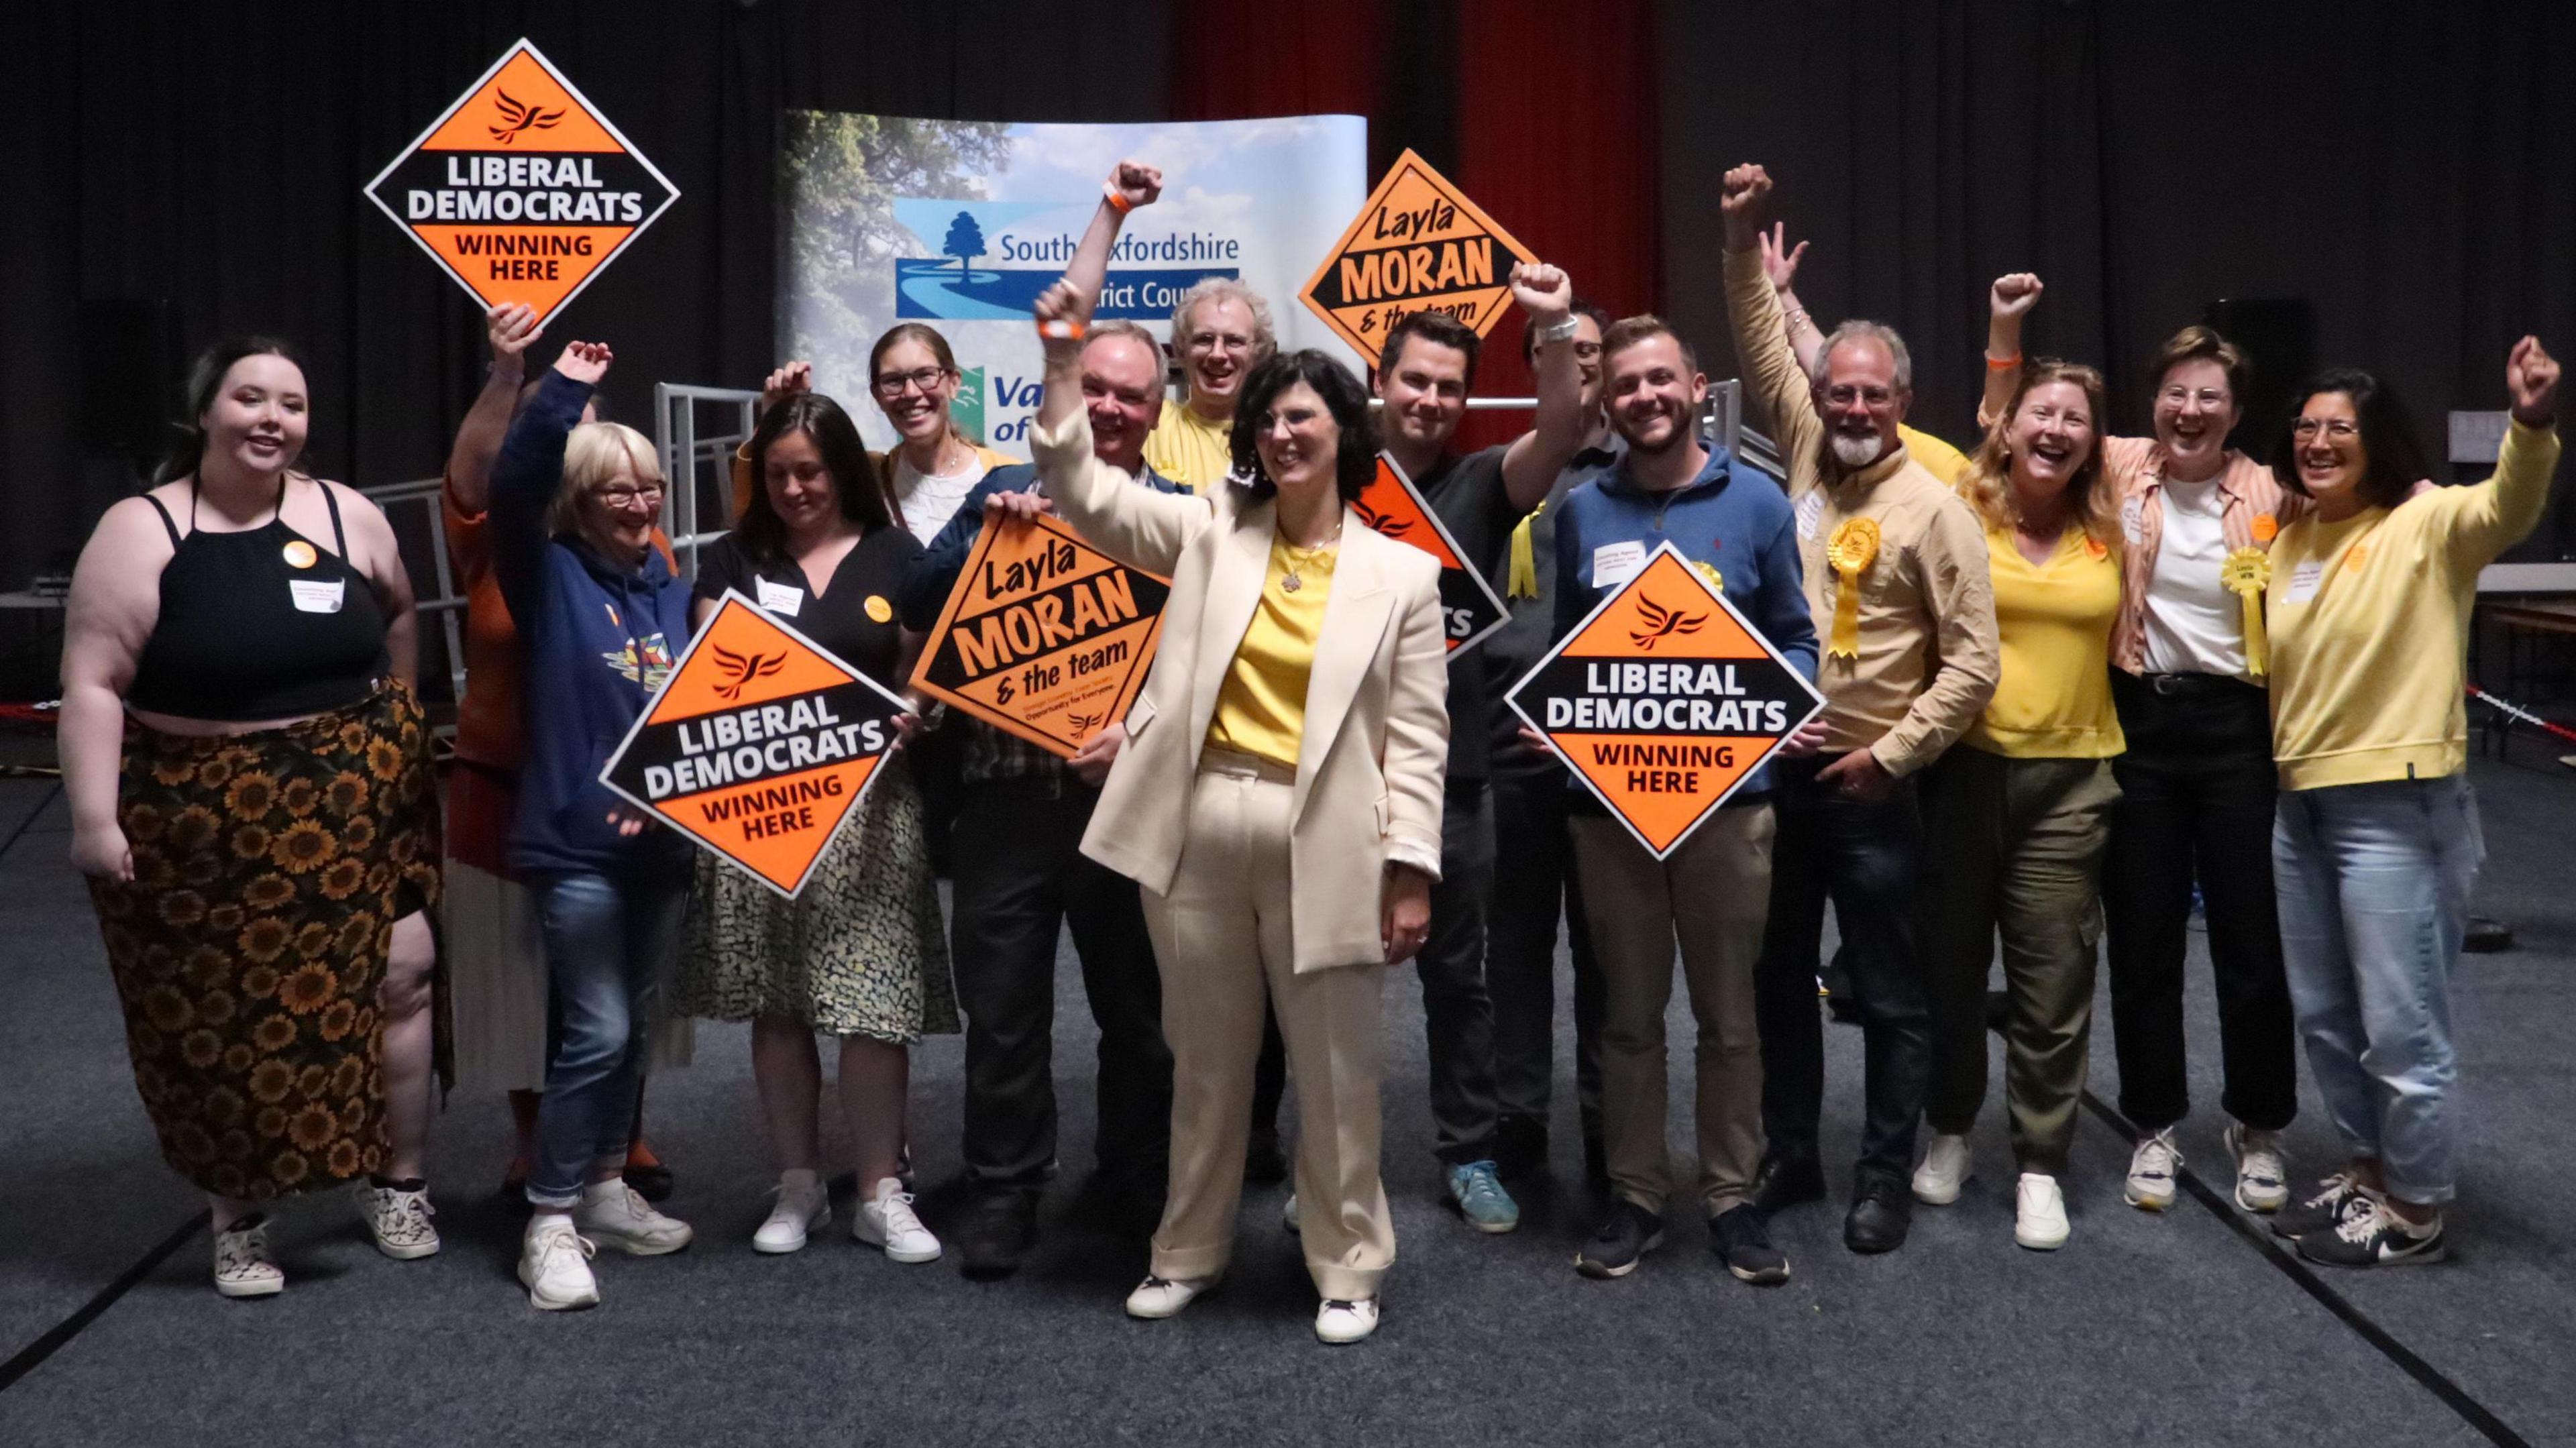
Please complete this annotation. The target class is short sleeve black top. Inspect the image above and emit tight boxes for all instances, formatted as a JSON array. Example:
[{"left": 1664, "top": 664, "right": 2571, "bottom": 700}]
[
  {"left": 1415, "top": 444, "right": 1529, "bottom": 783},
  {"left": 694, "top": 526, "right": 924, "bottom": 688}
]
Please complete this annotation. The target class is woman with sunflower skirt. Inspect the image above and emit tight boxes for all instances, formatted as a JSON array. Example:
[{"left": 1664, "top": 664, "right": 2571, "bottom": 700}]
[{"left": 59, "top": 338, "right": 445, "bottom": 1297}]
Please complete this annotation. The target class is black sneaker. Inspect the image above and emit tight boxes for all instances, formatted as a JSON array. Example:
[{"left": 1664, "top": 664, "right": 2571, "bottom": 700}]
[
  {"left": 957, "top": 1188, "right": 1038, "bottom": 1280},
  {"left": 2270, "top": 1172, "right": 2370, "bottom": 1239},
  {"left": 2295, "top": 1199, "right": 2445, "bottom": 1268},
  {"left": 1709, "top": 1205, "right": 1790, "bottom": 1285},
  {"left": 1495, "top": 1114, "right": 1549, "bottom": 1182},
  {"left": 1243, "top": 1127, "right": 1289, "bottom": 1185},
  {"left": 1574, "top": 1199, "right": 1664, "bottom": 1279},
  {"left": 1844, "top": 1172, "right": 1913, "bottom": 1254},
  {"left": 1750, "top": 1154, "right": 1827, "bottom": 1213}
]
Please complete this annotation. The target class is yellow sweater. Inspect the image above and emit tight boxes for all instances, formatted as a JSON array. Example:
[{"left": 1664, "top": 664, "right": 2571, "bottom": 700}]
[
  {"left": 1900, "top": 425, "right": 1974, "bottom": 490},
  {"left": 2267, "top": 420, "right": 2562, "bottom": 789},
  {"left": 1204, "top": 534, "right": 1335, "bottom": 769},
  {"left": 1967, "top": 526, "right": 2126, "bottom": 759},
  {"left": 1140, "top": 404, "right": 1235, "bottom": 493}
]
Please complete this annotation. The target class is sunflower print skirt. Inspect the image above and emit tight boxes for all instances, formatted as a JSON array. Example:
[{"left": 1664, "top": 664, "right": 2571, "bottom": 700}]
[{"left": 88, "top": 680, "right": 442, "bottom": 1201}]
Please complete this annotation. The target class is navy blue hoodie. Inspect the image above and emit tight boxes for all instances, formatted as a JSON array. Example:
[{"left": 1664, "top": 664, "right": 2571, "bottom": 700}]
[{"left": 489, "top": 370, "right": 695, "bottom": 879}]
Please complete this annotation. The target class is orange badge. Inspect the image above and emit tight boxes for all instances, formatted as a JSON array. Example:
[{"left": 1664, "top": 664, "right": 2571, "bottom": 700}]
[
  {"left": 1298, "top": 149, "right": 1539, "bottom": 368},
  {"left": 2251, "top": 513, "right": 2279, "bottom": 545},
  {"left": 280, "top": 540, "right": 318, "bottom": 569},
  {"left": 1354, "top": 453, "right": 1509, "bottom": 653},
  {"left": 600, "top": 594, "right": 905, "bottom": 898},
  {"left": 1507, "top": 544, "right": 1824, "bottom": 859},
  {"left": 2344, "top": 541, "right": 2369, "bottom": 570},
  {"left": 2083, "top": 535, "right": 2109, "bottom": 561},
  {"left": 364, "top": 40, "right": 680, "bottom": 325}
]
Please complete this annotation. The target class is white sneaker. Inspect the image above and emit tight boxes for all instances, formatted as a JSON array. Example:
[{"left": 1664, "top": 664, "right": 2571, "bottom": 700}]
[
  {"left": 1126, "top": 1273, "right": 1218, "bottom": 1319},
  {"left": 575, "top": 1179, "right": 694, "bottom": 1256},
  {"left": 1282, "top": 1191, "right": 1301, "bottom": 1234},
  {"left": 1315, "top": 1296, "right": 1380, "bottom": 1344},
  {"left": 1911, "top": 1133, "right": 1971, "bottom": 1205},
  {"left": 2124, "top": 1127, "right": 2182, "bottom": 1211},
  {"left": 752, "top": 1172, "right": 830, "bottom": 1254},
  {"left": 213, "top": 1215, "right": 284, "bottom": 1298},
  {"left": 2015, "top": 1172, "right": 2071, "bottom": 1250},
  {"left": 2226, "top": 1123, "right": 2290, "bottom": 1213},
  {"left": 855, "top": 1177, "right": 941, "bottom": 1263},
  {"left": 519, "top": 1218, "right": 600, "bottom": 1311},
  {"left": 354, "top": 1180, "right": 441, "bottom": 1260}
]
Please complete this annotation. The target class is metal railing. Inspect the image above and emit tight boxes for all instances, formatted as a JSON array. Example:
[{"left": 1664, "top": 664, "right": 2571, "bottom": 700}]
[{"left": 653, "top": 383, "right": 761, "bottom": 577}]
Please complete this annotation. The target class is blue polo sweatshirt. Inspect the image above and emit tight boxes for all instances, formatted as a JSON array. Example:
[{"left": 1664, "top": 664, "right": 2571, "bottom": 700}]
[
  {"left": 489, "top": 370, "right": 696, "bottom": 879},
  {"left": 1550, "top": 441, "right": 1818, "bottom": 802}
]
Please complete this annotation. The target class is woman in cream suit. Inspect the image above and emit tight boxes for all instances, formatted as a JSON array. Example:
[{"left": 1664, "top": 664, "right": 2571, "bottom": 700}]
[{"left": 1019, "top": 279, "right": 1447, "bottom": 1345}]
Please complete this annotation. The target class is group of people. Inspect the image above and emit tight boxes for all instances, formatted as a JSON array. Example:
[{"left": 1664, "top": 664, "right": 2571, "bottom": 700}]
[{"left": 59, "top": 158, "right": 2561, "bottom": 1345}]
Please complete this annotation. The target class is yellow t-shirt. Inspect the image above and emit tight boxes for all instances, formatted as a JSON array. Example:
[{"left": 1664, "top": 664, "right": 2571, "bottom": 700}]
[
  {"left": 1966, "top": 525, "right": 2126, "bottom": 759},
  {"left": 1141, "top": 403, "right": 1234, "bottom": 492},
  {"left": 1204, "top": 534, "right": 1336, "bottom": 770},
  {"left": 2267, "top": 421, "right": 2561, "bottom": 790},
  {"left": 1902, "top": 425, "right": 1974, "bottom": 490}
]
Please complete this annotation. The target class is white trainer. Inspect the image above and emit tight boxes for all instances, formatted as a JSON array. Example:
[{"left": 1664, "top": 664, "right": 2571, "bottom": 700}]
[
  {"left": 855, "top": 1177, "right": 941, "bottom": 1263},
  {"left": 2226, "top": 1122, "right": 2290, "bottom": 1213},
  {"left": 1126, "top": 1273, "right": 1218, "bottom": 1319},
  {"left": 752, "top": 1172, "right": 830, "bottom": 1254},
  {"left": 1912, "top": 1133, "right": 1971, "bottom": 1205},
  {"left": 1315, "top": 1296, "right": 1380, "bottom": 1345},
  {"left": 2015, "top": 1172, "right": 2071, "bottom": 1250},
  {"left": 213, "top": 1215, "right": 284, "bottom": 1298},
  {"left": 519, "top": 1218, "right": 600, "bottom": 1311},
  {"left": 2124, "top": 1127, "right": 2182, "bottom": 1211},
  {"left": 575, "top": 1179, "right": 694, "bottom": 1256},
  {"left": 354, "top": 1181, "right": 441, "bottom": 1260},
  {"left": 1282, "top": 1191, "right": 1300, "bottom": 1234}
]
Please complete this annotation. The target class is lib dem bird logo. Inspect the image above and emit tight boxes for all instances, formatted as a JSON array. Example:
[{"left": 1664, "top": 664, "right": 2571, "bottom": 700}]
[
  {"left": 488, "top": 91, "right": 566, "bottom": 146},
  {"left": 1352, "top": 496, "right": 1411, "bottom": 539},
  {"left": 1629, "top": 594, "right": 1707, "bottom": 651},
  {"left": 1068, "top": 712, "right": 1103, "bottom": 738},
  {"left": 711, "top": 645, "right": 785, "bottom": 702}
]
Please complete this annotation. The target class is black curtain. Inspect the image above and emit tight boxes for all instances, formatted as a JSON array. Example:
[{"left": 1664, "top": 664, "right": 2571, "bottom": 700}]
[
  {"left": 0, "top": 0, "right": 1177, "bottom": 606},
  {"left": 1660, "top": 0, "right": 2576, "bottom": 555}
]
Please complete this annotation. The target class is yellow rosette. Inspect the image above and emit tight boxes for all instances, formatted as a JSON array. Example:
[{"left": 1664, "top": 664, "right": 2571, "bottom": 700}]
[
  {"left": 1507, "top": 502, "right": 1544, "bottom": 600},
  {"left": 1690, "top": 559, "right": 1723, "bottom": 594},
  {"left": 1825, "top": 516, "right": 1880, "bottom": 659},
  {"left": 2220, "top": 547, "right": 2271, "bottom": 677}
]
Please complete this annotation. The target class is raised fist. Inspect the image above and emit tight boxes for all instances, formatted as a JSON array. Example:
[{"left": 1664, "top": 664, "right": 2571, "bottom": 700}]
[
  {"left": 2508, "top": 335, "right": 2561, "bottom": 427},
  {"left": 1109, "top": 161, "right": 1163, "bottom": 210},
  {"left": 1990, "top": 273, "right": 2045, "bottom": 320},
  {"left": 487, "top": 303, "right": 541, "bottom": 367},
  {"left": 762, "top": 360, "right": 813, "bottom": 413},
  {"left": 553, "top": 340, "right": 612, "bottom": 386},
  {"left": 1719, "top": 164, "right": 1773, "bottom": 247},
  {"left": 1508, "top": 261, "right": 1572, "bottom": 323}
]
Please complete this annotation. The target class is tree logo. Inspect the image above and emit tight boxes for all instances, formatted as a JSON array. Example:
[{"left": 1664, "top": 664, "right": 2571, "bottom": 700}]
[{"left": 943, "top": 211, "right": 986, "bottom": 271}]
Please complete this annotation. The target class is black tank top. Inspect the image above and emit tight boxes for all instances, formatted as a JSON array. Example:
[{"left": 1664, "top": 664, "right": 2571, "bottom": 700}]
[{"left": 125, "top": 476, "right": 392, "bottom": 721}]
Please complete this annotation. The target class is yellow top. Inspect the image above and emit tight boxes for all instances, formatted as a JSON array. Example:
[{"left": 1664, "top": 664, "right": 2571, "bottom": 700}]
[
  {"left": 2268, "top": 420, "right": 2562, "bottom": 790},
  {"left": 1967, "top": 525, "right": 2127, "bottom": 759},
  {"left": 1900, "top": 425, "right": 1974, "bottom": 489},
  {"left": 1140, "top": 402, "right": 1235, "bottom": 492},
  {"left": 1204, "top": 533, "right": 1337, "bottom": 770}
]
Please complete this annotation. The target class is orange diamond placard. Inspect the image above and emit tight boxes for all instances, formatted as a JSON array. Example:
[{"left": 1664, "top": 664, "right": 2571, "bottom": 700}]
[
  {"left": 365, "top": 40, "right": 679, "bottom": 324},
  {"left": 600, "top": 593, "right": 906, "bottom": 898},
  {"left": 911, "top": 511, "right": 1171, "bottom": 758},
  {"left": 1506, "top": 544, "right": 1824, "bottom": 859},
  {"left": 1299, "top": 148, "right": 1539, "bottom": 368},
  {"left": 1356, "top": 453, "right": 1508, "bottom": 655}
]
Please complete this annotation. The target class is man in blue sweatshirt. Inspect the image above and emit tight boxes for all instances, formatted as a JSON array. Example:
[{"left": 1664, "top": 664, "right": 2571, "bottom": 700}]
[{"left": 1550, "top": 317, "right": 1820, "bottom": 1286}]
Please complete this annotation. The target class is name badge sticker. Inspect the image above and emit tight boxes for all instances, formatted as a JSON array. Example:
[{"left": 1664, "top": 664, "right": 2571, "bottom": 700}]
[
  {"left": 755, "top": 578, "right": 804, "bottom": 617},
  {"left": 288, "top": 578, "right": 346, "bottom": 614},
  {"left": 2284, "top": 560, "right": 2324, "bottom": 605},
  {"left": 1591, "top": 541, "right": 1646, "bottom": 591}
]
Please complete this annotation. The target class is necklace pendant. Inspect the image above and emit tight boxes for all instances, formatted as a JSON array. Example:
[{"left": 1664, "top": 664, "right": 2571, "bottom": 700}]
[{"left": 1281, "top": 571, "right": 1303, "bottom": 594}]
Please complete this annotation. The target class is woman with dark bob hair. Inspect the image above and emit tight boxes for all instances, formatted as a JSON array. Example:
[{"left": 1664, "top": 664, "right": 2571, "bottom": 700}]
[
  {"left": 675, "top": 390, "right": 955, "bottom": 1264},
  {"left": 2260, "top": 339, "right": 2559, "bottom": 1268},
  {"left": 1018, "top": 276, "right": 1448, "bottom": 1345}
]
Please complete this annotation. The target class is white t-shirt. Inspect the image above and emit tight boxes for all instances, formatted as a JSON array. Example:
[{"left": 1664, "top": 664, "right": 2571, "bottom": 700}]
[
  {"left": 891, "top": 451, "right": 989, "bottom": 545},
  {"left": 2139, "top": 475, "right": 2247, "bottom": 678}
]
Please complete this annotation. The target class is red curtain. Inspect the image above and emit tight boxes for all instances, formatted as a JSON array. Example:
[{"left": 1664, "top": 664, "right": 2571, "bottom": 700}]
[{"left": 1173, "top": 0, "right": 1387, "bottom": 121}]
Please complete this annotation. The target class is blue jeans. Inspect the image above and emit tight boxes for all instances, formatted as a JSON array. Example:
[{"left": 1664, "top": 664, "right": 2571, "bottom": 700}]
[
  {"left": 525, "top": 870, "right": 687, "bottom": 1209},
  {"left": 2272, "top": 776, "right": 2483, "bottom": 1205}
]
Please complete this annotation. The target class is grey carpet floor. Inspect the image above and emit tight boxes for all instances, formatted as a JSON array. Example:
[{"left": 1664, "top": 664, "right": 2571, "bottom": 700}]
[{"left": 0, "top": 758, "right": 2569, "bottom": 1446}]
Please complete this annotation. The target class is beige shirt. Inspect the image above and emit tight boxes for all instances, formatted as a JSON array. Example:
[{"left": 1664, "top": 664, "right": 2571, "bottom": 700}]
[{"left": 1725, "top": 247, "right": 1999, "bottom": 776}]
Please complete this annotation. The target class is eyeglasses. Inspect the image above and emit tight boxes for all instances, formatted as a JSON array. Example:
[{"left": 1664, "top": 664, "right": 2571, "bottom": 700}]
[
  {"left": 1818, "top": 384, "right": 1898, "bottom": 408},
  {"left": 2289, "top": 418, "right": 2359, "bottom": 440},
  {"left": 872, "top": 366, "right": 953, "bottom": 398},
  {"left": 1186, "top": 331, "right": 1254, "bottom": 355},
  {"left": 593, "top": 484, "right": 664, "bottom": 507}
]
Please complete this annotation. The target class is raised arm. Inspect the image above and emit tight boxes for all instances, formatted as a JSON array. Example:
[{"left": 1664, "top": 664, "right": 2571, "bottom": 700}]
[
  {"left": 489, "top": 343, "right": 606, "bottom": 619},
  {"left": 1719, "top": 164, "right": 1821, "bottom": 467},
  {"left": 1029, "top": 282, "right": 1210, "bottom": 575},
  {"left": 1499, "top": 262, "right": 1591, "bottom": 512},
  {"left": 1760, "top": 223, "right": 1826, "bottom": 377},
  {"left": 445, "top": 303, "right": 542, "bottom": 516},
  {"left": 1062, "top": 161, "right": 1161, "bottom": 308},
  {"left": 1980, "top": 273, "right": 2043, "bottom": 429},
  {"left": 2435, "top": 336, "right": 2563, "bottom": 569},
  {"left": 59, "top": 501, "right": 168, "bottom": 881}
]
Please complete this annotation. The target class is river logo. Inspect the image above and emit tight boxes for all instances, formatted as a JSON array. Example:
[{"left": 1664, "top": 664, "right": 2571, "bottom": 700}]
[{"left": 889, "top": 198, "right": 1243, "bottom": 322}]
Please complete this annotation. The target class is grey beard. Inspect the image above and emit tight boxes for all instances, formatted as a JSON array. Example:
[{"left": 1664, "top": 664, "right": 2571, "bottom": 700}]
[{"left": 1829, "top": 433, "right": 1886, "bottom": 469}]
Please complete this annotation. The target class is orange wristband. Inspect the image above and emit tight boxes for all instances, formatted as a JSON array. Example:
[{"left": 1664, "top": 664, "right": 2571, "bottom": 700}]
[
  {"left": 1986, "top": 352, "right": 2023, "bottom": 372},
  {"left": 1038, "top": 319, "right": 1086, "bottom": 341},
  {"left": 1104, "top": 184, "right": 1132, "bottom": 215}
]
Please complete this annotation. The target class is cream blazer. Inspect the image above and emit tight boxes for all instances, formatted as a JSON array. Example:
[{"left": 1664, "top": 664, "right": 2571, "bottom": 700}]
[{"left": 1032, "top": 412, "right": 1448, "bottom": 972}]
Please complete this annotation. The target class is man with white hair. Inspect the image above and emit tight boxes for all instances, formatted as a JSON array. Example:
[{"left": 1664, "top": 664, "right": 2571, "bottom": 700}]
[
  {"left": 1719, "top": 163, "right": 1998, "bottom": 1256},
  {"left": 1140, "top": 276, "right": 1276, "bottom": 490}
]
